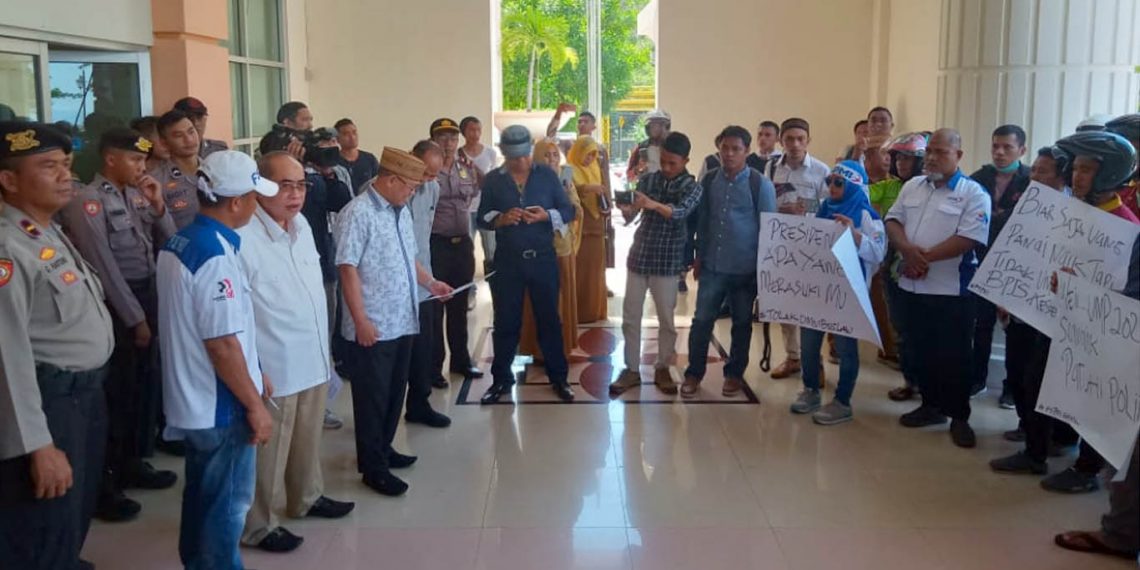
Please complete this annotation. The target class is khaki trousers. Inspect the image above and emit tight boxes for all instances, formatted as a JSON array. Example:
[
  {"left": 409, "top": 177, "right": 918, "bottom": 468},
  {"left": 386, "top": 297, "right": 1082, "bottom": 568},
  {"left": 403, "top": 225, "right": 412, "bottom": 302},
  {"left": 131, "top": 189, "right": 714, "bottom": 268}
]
[{"left": 241, "top": 382, "right": 327, "bottom": 545}]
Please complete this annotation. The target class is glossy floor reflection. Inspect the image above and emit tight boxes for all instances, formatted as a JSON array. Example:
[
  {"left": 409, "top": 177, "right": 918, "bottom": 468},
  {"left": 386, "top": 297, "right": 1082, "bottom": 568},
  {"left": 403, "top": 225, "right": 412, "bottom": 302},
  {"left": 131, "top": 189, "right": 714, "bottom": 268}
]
[{"left": 82, "top": 224, "right": 1132, "bottom": 569}]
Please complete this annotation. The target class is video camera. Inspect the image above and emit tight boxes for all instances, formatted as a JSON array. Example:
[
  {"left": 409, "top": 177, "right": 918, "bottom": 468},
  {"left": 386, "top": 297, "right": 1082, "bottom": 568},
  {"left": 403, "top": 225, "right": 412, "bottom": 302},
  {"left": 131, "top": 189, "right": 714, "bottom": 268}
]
[{"left": 258, "top": 124, "right": 341, "bottom": 168}]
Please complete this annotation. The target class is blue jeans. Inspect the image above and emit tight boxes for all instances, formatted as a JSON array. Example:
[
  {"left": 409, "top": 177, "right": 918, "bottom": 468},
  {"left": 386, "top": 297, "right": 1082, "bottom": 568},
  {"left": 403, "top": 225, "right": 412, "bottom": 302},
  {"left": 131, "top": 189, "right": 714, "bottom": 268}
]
[
  {"left": 801, "top": 329, "right": 859, "bottom": 405},
  {"left": 179, "top": 415, "right": 256, "bottom": 570},
  {"left": 685, "top": 270, "right": 756, "bottom": 380}
]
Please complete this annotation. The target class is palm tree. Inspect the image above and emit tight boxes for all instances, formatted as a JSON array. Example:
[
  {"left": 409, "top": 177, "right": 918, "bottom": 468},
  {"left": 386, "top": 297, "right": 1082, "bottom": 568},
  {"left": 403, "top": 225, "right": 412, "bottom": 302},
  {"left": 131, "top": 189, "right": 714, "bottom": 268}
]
[{"left": 501, "top": 6, "right": 579, "bottom": 111}]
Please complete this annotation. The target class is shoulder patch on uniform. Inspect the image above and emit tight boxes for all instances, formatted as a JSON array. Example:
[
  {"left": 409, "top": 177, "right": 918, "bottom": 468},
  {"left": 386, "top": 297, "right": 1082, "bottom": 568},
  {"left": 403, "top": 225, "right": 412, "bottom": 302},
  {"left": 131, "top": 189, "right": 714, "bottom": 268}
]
[
  {"left": 18, "top": 219, "right": 41, "bottom": 238},
  {"left": 0, "top": 259, "right": 12, "bottom": 287},
  {"left": 38, "top": 247, "right": 56, "bottom": 261},
  {"left": 83, "top": 200, "right": 102, "bottom": 216}
]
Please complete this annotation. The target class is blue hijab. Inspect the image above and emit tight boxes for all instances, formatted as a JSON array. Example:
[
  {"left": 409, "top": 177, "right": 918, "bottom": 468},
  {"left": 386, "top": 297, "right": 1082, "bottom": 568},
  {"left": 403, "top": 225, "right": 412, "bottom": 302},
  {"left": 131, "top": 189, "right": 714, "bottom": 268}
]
[{"left": 816, "top": 160, "right": 880, "bottom": 228}]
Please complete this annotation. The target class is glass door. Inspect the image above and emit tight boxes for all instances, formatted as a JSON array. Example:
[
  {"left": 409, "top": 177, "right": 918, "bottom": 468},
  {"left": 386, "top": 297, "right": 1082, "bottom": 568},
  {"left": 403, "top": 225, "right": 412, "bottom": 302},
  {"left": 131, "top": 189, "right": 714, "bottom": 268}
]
[
  {"left": 49, "top": 50, "right": 152, "bottom": 181},
  {"left": 0, "top": 37, "right": 49, "bottom": 122}
]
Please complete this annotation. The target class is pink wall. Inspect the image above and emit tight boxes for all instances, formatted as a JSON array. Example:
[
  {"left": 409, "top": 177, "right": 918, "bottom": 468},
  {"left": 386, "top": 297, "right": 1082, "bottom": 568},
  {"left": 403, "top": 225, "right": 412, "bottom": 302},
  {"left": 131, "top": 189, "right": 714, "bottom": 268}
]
[{"left": 150, "top": 0, "right": 233, "bottom": 144}]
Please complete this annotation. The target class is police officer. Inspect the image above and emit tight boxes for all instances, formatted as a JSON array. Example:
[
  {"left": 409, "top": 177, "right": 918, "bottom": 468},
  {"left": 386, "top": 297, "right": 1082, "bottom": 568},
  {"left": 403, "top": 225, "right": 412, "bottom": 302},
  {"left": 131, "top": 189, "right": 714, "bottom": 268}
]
[
  {"left": 151, "top": 110, "right": 203, "bottom": 229},
  {"left": 0, "top": 121, "right": 115, "bottom": 570},
  {"left": 173, "top": 96, "right": 229, "bottom": 158},
  {"left": 58, "top": 127, "right": 179, "bottom": 522}
]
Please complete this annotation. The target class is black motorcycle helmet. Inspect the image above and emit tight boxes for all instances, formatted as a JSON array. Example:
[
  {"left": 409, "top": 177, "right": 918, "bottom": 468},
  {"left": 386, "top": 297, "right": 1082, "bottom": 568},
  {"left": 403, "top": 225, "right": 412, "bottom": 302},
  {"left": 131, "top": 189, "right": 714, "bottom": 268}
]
[{"left": 1051, "top": 131, "right": 1137, "bottom": 198}]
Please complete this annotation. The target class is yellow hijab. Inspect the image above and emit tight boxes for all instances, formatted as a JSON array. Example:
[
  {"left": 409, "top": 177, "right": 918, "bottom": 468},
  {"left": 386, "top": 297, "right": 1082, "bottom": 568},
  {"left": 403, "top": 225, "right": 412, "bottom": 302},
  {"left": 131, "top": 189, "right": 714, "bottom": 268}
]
[
  {"left": 533, "top": 139, "right": 583, "bottom": 255},
  {"left": 568, "top": 135, "right": 603, "bottom": 218}
]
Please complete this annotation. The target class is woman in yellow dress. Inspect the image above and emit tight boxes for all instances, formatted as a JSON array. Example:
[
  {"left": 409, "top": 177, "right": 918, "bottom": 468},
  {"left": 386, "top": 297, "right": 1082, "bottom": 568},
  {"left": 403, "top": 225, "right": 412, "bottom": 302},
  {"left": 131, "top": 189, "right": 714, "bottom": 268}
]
[
  {"left": 567, "top": 135, "right": 609, "bottom": 323},
  {"left": 519, "top": 139, "right": 583, "bottom": 361}
]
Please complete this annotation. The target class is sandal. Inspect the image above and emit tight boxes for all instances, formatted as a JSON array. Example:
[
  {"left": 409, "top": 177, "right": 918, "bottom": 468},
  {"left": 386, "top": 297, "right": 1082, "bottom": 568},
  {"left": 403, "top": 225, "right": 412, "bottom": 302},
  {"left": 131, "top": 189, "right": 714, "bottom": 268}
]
[{"left": 1054, "top": 531, "right": 1138, "bottom": 560}]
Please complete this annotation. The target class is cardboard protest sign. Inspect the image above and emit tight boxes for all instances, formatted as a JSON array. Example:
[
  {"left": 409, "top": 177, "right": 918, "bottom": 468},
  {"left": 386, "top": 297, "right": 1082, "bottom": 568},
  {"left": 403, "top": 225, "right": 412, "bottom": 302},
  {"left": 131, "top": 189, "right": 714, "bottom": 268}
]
[
  {"left": 756, "top": 213, "right": 881, "bottom": 346},
  {"left": 968, "top": 183, "right": 1139, "bottom": 336},
  {"left": 1037, "top": 272, "right": 1140, "bottom": 471}
]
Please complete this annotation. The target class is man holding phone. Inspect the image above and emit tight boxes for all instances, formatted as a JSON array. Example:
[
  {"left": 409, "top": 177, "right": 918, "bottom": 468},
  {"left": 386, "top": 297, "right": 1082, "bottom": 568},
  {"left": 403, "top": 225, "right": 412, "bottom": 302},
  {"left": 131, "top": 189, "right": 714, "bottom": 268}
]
[{"left": 609, "top": 133, "right": 703, "bottom": 396}]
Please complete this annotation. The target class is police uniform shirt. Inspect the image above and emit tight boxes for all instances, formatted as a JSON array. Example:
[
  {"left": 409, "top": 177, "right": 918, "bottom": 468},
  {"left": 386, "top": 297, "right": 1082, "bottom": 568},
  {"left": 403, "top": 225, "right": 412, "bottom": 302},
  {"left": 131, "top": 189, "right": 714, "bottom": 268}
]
[
  {"left": 432, "top": 160, "right": 480, "bottom": 236},
  {"left": 199, "top": 138, "right": 229, "bottom": 159},
  {"left": 150, "top": 159, "right": 201, "bottom": 230},
  {"left": 0, "top": 204, "right": 114, "bottom": 460},
  {"left": 58, "top": 173, "right": 176, "bottom": 327}
]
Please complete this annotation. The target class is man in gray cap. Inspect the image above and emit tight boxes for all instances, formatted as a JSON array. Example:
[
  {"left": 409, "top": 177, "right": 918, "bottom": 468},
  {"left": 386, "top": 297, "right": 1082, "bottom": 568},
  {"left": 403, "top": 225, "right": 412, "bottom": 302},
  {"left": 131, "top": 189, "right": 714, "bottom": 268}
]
[
  {"left": 476, "top": 125, "right": 577, "bottom": 404},
  {"left": 0, "top": 121, "right": 115, "bottom": 570}
]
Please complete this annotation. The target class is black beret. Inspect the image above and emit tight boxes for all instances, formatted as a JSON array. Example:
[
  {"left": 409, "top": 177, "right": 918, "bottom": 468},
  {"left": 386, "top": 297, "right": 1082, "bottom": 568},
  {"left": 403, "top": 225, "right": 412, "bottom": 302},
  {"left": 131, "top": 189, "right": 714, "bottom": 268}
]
[
  {"left": 430, "top": 118, "right": 461, "bottom": 136},
  {"left": 0, "top": 121, "right": 73, "bottom": 159},
  {"left": 99, "top": 127, "right": 153, "bottom": 156}
]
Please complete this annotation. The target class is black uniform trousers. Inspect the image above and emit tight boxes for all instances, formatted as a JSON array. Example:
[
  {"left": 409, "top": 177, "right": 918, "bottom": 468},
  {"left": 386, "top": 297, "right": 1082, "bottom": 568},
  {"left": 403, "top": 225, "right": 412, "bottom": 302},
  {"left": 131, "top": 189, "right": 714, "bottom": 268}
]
[
  {"left": 970, "top": 294, "right": 1000, "bottom": 392},
  {"left": 1021, "top": 333, "right": 1103, "bottom": 469},
  {"left": 0, "top": 363, "right": 108, "bottom": 570},
  {"left": 489, "top": 249, "right": 568, "bottom": 386},
  {"left": 896, "top": 290, "right": 975, "bottom": 420},
  {"left": 1003, "top": 319, "right": 1037, "bottom": 427},
  {"left": 430, "top": 235, "right": 475, "bottom": 376},
  {"left": 347, "top": 336, "right": 413, "bottom": 476},
  {"left": 406, "top": 300, "right": 435, "bottom": 416},
  {"left": 102, "top": 277, "right": 160, "bottom": 498}
]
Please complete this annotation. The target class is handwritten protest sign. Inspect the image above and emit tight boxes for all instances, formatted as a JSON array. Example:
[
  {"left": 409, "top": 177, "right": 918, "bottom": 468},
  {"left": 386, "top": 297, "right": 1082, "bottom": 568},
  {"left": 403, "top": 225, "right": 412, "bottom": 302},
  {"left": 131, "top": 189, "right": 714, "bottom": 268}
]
[
  {"left": 1036, "top": 273, "right": 1140, "bottom": 471},
  {"left": 756, "top": 213, "right": 881, "bottom": 346},
  {"left": 968, "top": 183, "right": 1139, "bottom": 337}
]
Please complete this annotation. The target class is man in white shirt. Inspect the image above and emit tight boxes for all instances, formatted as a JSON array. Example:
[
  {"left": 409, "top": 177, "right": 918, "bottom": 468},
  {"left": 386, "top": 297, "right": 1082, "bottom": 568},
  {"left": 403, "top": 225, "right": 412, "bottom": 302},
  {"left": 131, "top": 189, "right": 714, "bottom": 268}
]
[
  {"left": 238, "top": 152, "right": 355, "bottom": 554},
  {"left": 766, "top": 117, "right": 832, "bottom": 380},
  {"left": 885, "top": 128, "right": 991, "bottom": 449},
  {"left": 156, "top": 150, "right": 277, "bottom": 569}
]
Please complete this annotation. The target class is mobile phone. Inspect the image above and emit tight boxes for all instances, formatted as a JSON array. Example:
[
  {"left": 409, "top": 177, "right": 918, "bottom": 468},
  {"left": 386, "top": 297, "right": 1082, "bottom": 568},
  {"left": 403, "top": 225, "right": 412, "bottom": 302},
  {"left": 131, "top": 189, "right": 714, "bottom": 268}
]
[{"left": 614, "top": 190, "right": 635, "bottom": 206}]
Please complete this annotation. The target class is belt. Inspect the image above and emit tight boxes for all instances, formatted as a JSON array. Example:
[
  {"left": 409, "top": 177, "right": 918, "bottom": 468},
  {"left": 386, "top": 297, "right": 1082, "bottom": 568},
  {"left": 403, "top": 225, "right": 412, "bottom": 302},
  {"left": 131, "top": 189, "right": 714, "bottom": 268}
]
[{"left": 432, "top": 235, "right": 469, "bottom": 245}]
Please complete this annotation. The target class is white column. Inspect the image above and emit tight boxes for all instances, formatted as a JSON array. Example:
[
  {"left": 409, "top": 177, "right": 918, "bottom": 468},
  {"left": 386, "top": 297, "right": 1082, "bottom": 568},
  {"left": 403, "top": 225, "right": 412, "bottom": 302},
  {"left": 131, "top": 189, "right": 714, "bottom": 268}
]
[{"left": 937, "top": 0, "right": 1140, "bottom": 171}]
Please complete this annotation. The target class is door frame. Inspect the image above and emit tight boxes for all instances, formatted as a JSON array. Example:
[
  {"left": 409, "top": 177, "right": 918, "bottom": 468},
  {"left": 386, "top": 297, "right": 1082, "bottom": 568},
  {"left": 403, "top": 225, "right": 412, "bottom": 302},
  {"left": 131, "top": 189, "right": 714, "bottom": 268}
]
[
  {"left": 48, "top": 49, "right": 154, "bottom": 122},
  {"left": 0, "top": 36, "right": 50, "bottom": 121}
]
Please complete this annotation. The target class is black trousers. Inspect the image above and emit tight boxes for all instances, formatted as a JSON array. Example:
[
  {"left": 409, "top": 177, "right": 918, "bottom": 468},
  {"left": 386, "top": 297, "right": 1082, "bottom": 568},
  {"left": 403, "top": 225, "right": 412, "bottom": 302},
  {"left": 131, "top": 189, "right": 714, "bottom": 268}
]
[
  {"left": 896, "top": 290, "right": 975, "bottom": 420},
  {"left": 490, "top": 249, "right": 568, "bottom": 386},
  {"left": 102, "top": 277, "right": 160, "bottom": 498},
  {"left": 1022, "top": 332, "right": 1104, "bottom": 469},
  {"left": 0, "top": 363, "right": 108, "bottom": 570},
  {"left": 348, "top": 336, "right": 413, "bottom": 475},
  {"left": 1004, "top": 319, "right": 1037, "bottom": 427},
  {"left": 970, "top": 294, "right": 1001, "bottom": 392},
  {"left": 406, "top": 301, "right": 435, "bottom": 416},
  {"left": 430, "top": 235, "right": 475, "bottom": 376}
]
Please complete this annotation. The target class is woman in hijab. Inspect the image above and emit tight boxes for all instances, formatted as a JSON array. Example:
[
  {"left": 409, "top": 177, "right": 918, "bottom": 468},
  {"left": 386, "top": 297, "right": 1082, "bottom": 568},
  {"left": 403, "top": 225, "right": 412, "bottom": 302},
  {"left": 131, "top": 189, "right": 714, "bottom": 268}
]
[
  {"left": 568, "top": 135, "right": 609, "bottom": 323},
  {"left": 789, "top": 160, "right": 885, "bottom": 426},
  {"left": 520, "top": 139, "right": 583, "bottom": 360}
]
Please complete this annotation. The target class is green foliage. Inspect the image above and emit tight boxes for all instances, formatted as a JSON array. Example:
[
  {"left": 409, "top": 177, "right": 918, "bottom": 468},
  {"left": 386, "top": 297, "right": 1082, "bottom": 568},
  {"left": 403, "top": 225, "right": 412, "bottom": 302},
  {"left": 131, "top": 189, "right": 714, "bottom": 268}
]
[{"left": 500, "top": 0, "right": 654, "bottom": 115}]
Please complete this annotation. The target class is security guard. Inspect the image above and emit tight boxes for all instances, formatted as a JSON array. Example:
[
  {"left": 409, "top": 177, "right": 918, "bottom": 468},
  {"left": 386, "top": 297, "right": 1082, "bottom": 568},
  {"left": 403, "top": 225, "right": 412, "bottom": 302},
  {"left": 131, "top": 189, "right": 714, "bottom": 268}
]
[
  {"left": 58, "top": 127, "right": 179, "bottom": 523},
  {"left": 173, "top": 96, "right": 229, "bottom": 158},
  {"left": 0, "top": 121, "right": 115, "bottom": 570},
  {"left": 151, "top": 110, "right": 203, "bottom": 229}
]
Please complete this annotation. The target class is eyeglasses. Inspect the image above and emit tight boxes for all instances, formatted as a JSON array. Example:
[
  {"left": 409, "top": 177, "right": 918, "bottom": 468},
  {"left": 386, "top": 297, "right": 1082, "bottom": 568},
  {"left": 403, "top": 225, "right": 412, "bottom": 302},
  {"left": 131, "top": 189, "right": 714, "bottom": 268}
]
[
  {"left": 276, "top": 180, "right": 313, "bottom": 193},
  {"left": 826, "top": 177, "right": 846, "bottom": 188}
]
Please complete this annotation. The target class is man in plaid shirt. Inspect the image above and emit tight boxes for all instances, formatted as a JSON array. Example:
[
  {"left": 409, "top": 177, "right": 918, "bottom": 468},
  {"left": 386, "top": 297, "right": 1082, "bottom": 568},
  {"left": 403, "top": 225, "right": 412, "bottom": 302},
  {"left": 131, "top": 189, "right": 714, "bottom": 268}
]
[{"left": 610, "top": 132, "right": 703, "bottom": 396}]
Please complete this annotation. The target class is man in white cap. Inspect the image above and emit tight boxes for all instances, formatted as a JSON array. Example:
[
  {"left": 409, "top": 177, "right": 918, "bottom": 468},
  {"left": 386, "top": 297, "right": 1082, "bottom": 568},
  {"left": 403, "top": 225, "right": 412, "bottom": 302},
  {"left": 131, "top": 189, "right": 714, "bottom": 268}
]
[{"left": 156, "top": 150, "right": 278, "bottom": 569}]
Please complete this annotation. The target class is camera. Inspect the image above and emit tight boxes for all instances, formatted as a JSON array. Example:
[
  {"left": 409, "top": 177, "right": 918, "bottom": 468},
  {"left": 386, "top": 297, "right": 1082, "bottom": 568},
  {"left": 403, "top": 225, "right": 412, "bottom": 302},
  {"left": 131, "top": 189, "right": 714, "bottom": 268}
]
[
  {"left": 614, "top": 190, "right": 635, "bottom": 206},
  {"left": 258, "top": 124, "right": 341, "bottom": 168}
]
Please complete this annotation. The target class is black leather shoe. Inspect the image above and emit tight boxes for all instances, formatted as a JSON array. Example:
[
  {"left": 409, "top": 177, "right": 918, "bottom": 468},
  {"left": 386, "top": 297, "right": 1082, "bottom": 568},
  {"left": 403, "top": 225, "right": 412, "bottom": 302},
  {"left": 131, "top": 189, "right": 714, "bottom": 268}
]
[
  {"left": 950, "top": 419, "right": 977, "bottom": 448},
  {"left": 899, "top": 405, "right": 948, "bottom": 428},
  {"left": 255, "top": 527, "right": 304, "bottom": 553},
  {"left": 363, "top": 471, "right": 409, "bottom": 496},
  {"left": 405, "top": 408, "right": 452, "bottom": 428},
  {"left": 452, "top": 366, "right": 484, "bottom": 379},
  {"left": 125, "top": 461, "right": 178, "bottom": 490},
  {"left": 481, "top": 382, "right": 513, "bottom": 405},
  {"left": 388, "top": 451, "right": 418, "bottom": 469},
  {"left": 95, "top": 492, "right": 141, "bottom": 522},
  {"left": 552, "top": 382, "right": 575, "bottom": 402},
  {"left": 432, "top": 376, "right": 450, "bottom": 389},
  {"left": 306, "top": 496, "right": 355, "bottom": 519}
]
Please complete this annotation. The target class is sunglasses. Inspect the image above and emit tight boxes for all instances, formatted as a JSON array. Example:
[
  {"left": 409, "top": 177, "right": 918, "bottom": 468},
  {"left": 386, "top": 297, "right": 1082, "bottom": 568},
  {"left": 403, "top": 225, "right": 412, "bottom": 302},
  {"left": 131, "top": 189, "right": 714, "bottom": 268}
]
[{"left": 826, "top": 176, "right": 846, "bottom": 188}]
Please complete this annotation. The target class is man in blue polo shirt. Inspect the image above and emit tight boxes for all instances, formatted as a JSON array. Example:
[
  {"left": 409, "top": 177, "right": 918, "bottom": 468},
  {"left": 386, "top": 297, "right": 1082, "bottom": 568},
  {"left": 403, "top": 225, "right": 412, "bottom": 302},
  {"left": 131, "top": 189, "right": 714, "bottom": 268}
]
[
  {"left": 157, "top": 150, "right": 279, "bottom": 569},
  {"left": 886, "top": 128, "right": 991, "bottom": 449}
]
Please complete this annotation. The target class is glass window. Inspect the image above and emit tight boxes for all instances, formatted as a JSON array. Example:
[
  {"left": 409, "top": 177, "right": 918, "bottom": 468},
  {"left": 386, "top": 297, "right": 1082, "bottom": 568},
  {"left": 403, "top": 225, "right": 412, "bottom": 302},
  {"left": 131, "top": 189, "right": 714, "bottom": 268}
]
[
  {"left": 50, "top": 61, "right": 143, "bottom": 181},
  {"left": 229, "top": 0, "right": 287, "bottom": 151},
  {"left": 248, "top": 65, "right": 282, "bottom": 137},
  {"left": 0, "top": 51, "right": 40, "bottom": 121},
  {"left": 245, "top": 0, "right": 282, "bottom": 62}
]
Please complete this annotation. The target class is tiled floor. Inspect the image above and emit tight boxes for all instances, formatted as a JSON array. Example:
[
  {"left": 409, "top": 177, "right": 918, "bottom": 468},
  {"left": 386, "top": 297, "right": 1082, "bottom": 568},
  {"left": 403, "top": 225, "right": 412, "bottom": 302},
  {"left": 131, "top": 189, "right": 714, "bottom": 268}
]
[{"left": 82, "top": 224, "right": 1134, "bottom": 569}]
